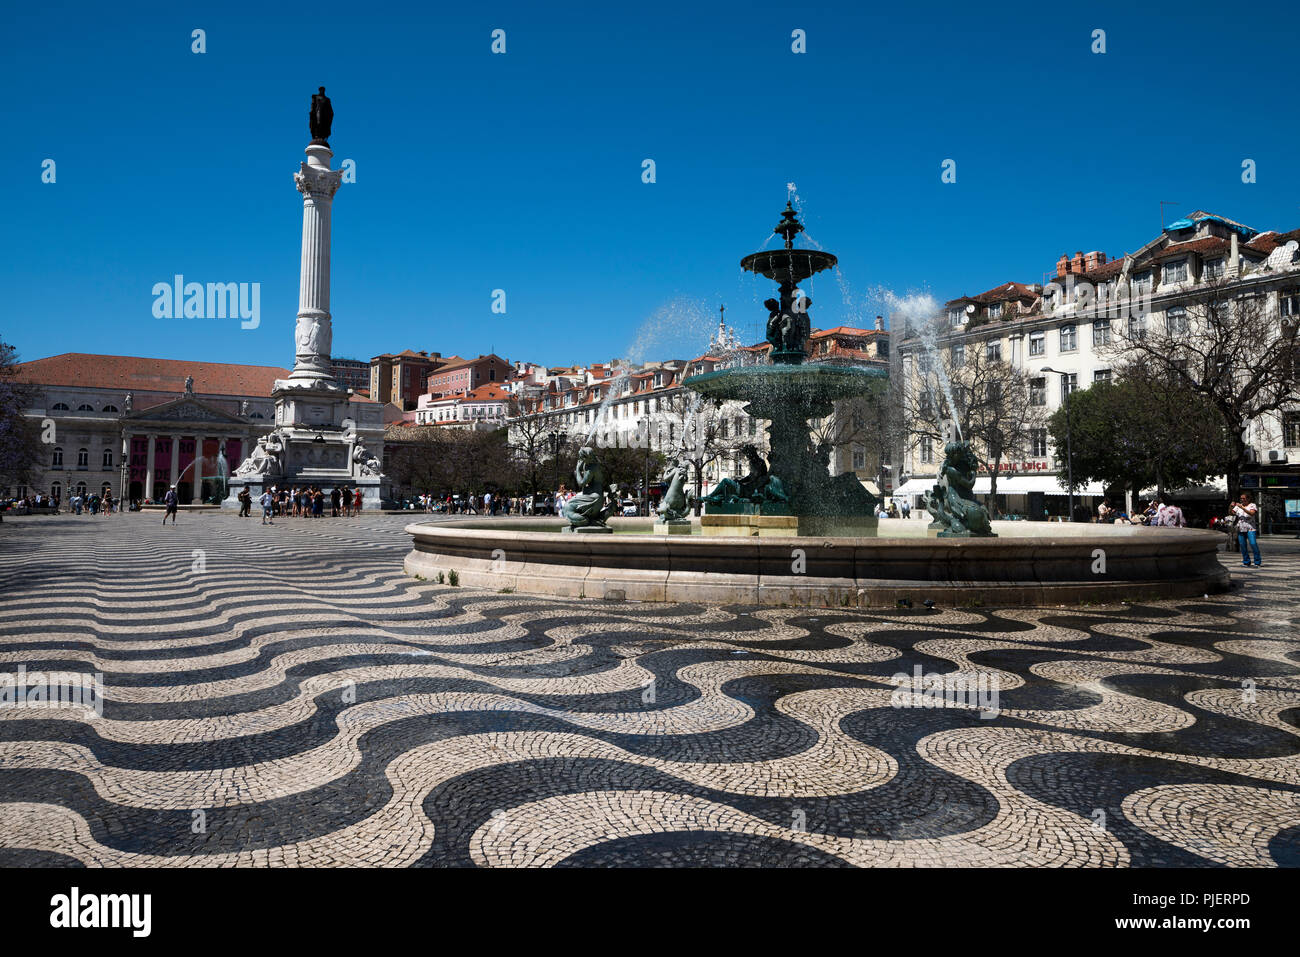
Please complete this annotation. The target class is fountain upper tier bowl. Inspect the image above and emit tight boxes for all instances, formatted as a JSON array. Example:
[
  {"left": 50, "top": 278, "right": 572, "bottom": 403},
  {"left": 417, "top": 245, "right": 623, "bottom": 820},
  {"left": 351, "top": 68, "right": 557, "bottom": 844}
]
[
  {"left": 685, "top": 362, "right": 888, "bottom": 404},
  {"left": 740, "top": 248, "right": 838, "bottom": 284}
]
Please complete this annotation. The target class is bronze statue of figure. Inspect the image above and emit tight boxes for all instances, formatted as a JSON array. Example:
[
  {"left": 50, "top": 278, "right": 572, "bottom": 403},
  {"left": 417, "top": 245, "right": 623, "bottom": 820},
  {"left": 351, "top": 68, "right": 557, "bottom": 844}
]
[
  {"left": 922, "top": 440, "right": 995, "bottom": 538},
  {"left": 310, "top": 86, "right": 333, "bottom": 143},
  {"left": 701, "top": 444, "right": 788, "bottom": 506},
  {"left": 562, "top": 446, "right": 615, "bottom": 529},
  {"left": 657, "top": 461, "right": 692, "bottom": 522}
]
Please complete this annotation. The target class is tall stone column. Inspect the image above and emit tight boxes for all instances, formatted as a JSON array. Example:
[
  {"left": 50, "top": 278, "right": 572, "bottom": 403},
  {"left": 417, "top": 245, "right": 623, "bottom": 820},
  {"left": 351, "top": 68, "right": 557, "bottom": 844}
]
[
  {"left": 285, "top": 144, "right": 344, "bottom": 388},
  {"left": 194, "top": 438, "right": 204, "bottom": 501},
  {"left": 145, "top": 435, "right": 156, "bottom": 500},
  {"left": 169, "top": 435, "right": 180, "bottom": 488}
]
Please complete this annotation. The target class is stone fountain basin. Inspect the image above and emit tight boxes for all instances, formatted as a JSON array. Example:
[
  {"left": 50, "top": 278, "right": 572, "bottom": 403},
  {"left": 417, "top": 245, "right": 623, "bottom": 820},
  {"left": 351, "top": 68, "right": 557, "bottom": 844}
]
[
  {"left": 685, "top": 363, "right": 888, "bottom": 403},
  {"left": 740, "top": 248, "right": 838, "bottom": 284},
  {"left": 404, "top": 518, "right": 1230, "bottom": 607}
]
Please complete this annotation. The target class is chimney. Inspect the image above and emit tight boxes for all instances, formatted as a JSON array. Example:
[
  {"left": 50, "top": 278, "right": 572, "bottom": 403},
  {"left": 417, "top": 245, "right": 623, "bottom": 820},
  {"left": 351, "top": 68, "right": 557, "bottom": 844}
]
[
  {"left": 1056, "top": 254, "right": 1070, "bottom": 278},
  {"left": 1083, "top": 251, "right": 1107, "bottom": 272},
  {"left": 874, "top": 315, "right": 884, "bottom": 331},
  {"left": 1071, "top": 250, "right": 1085, "bottom": 273},
  {"left": 1229, "top": 232, "right": 1240, "bottom": 273}
]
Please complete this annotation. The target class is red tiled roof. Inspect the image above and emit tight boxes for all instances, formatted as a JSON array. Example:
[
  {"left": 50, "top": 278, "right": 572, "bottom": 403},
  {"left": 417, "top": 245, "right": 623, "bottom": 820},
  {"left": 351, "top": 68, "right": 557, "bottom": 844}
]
[
  {"left": 13, "top": 353, "right": 290, "bottom": 396},
  {"left": 1153, "top": 236, "right": 1230, "bottom": 261},
  {"left": 430, "top": 353, "right": 507, "bottom": 375},
  {"left": 808, "top": 326, "right": 885, "bottom": 338}
]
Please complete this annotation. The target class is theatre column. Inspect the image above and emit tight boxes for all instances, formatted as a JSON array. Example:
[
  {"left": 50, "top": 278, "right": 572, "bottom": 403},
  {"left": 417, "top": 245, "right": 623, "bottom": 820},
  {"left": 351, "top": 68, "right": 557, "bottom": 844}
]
[{"left": 145, "top": 435, "right": 156, "bottom": 500}]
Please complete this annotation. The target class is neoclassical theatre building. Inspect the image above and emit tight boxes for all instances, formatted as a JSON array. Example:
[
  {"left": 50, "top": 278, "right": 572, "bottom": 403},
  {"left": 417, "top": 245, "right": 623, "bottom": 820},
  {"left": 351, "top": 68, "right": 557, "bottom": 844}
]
[{"left": 12, "top": 353, "right": 375, "bottom": 504}]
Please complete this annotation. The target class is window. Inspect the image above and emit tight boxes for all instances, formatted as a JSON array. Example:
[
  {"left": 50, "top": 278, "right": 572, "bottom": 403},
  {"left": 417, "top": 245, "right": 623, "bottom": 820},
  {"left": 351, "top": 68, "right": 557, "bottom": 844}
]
[
  {"left": 951, "top": 344, "right": 965, "bottom": 367},
  {"left": 1285, "top": 414, "right": 1300, "bottom": 448},
  {"left": 986, "top": 341, "right": 1002, "bottom": 361},
  {"left": 1163, "top": 260, "right": 1188, "bottom": 284},
  {"left": 852, "top": 450, "right": 866, "bottom": 469},
  {"left": 1029, "top": 332, "right": 1045, "bottom": 356},
  {"left": 988, "top": 303, "right": 1003, "bottom": 319},
  {"left": 1167, "top": 307, "right": 1189, "bottom": 335},
  {"left": 881, "top": 448, "right": 892, "bottom": 467},
  {"left": 949, "top": 307, "right": 965, "bottom": 326},
  {"left": 250, "top": 412, "right": 265, "bottom": 419},
  {"left": 51, "top": 447, "right": 63, "bottom": 468},
  {"left": 1204, "top": 258, "right": 1225, "bottom": 279},
  {"left": 1128, "top": 316, "right": 1147, "bottom": 340},
  {"left": 51, "top": 481, "right": 61, "bottom": 500},
  {"left": 748, "top": 417, "right": 756, "bottom": 436},
  {"left": 51, "top": 402, "right": 69, "bottom": 411},
  {"left": 1133, "top": 271, "right": 1153, "bottom": 293},
  {"left": 1092, "top": 319, "right": 1111, "bottom": 346},
  {"left": 77, "top": 404, "right": 94, "bottom": 412},
  {"left": 1029, "top": 377, "right": 1046, "bottom": 406},
  {"left": 1093, "top": 368, "right": 1111, "bottom": 384},
  {"left": 490, "top": 368, "right": 496, "bottom": 381},
  {"left": 919, "top": 436, "right": 934, "bottom": 465},
  {"left": 102, "top": 405, "right": 118, "bottom": 413},
  {"left": 1062, "top": 373, "right": 1079, "bottom": 399},
  {"left": 1280, "top": 289, "right": 1300, "bottom": 318},
  {"left": 77, "top": 448, "right": 89, "bottom": 469},
  {"left": 1060, "top": 324, "right": 1078, "bottom": 351},
  {"left": 102, "top": 449, "right": 113, "bottom": 468},
  {"left": 1031, "top": 428, "right": 1048, "bottom": 458}
]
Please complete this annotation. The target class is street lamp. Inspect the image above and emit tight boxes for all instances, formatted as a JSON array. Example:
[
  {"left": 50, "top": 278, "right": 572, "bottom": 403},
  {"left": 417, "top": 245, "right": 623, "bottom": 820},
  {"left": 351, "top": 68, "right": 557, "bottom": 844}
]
[{"left": 1041, "top": 367, "right": 1074, "bottom": 522}]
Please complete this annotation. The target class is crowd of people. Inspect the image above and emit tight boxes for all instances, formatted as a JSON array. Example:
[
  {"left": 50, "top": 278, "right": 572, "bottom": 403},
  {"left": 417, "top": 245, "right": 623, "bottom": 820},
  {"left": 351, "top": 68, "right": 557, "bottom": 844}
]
[
  {"left": 235, "top": 485, "right": 365, "bottom": 524},
  {"left": 1096, "top": 499, "right": 1187, "bottom": 527}
]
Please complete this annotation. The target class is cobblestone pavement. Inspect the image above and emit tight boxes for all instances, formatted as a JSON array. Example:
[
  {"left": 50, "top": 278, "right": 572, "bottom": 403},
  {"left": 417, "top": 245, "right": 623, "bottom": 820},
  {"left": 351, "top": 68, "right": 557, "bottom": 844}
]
[{"left": 1, "top": 512, "right": 1297, "bottom": 867}]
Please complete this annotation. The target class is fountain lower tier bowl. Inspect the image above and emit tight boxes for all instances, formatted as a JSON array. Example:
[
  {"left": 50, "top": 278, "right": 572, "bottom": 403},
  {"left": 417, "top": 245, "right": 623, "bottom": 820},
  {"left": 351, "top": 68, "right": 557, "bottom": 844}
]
[
  {"left": 403, "top": 518, "right": 1230, "bottom": 607},
  {"left": 685, "top": 363, "right": 888, "bottom": 406},
  {"left": 741, "top": 248, "right": 838, "bottom": 284}
]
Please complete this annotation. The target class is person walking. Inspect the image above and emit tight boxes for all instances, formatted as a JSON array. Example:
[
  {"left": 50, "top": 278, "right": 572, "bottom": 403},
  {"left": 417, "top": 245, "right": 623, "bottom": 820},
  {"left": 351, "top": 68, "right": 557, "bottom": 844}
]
[
  {"left": 1231, "top": 493, "right": 1261, "bottom": 567},
  {"left": 331, "top": 486, "right": 340, "bottom": 517},
  {"left": 260, "top": 488, "right": 274, "bottom": 525},
  {"left": 238, "top": 487, "right": 252, "bottom": 517},
  {"left": 163, "top": 486, "right": 178, "bottom": 525},
  {"left": 353, "top": 488, "right": 363, "bottom": 514}
]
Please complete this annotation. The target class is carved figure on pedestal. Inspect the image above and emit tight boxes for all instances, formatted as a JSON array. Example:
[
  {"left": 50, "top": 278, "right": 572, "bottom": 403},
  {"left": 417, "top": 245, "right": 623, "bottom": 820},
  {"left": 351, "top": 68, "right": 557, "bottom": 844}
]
[
  {"left": 701, "top": 445, "right": 788, "bottom": 506},
  {"left": 657, "top": 461, "right": 692, "bottom": 522},
  {"left": 563, "top": 446, "right": 615, "bottom": 529},
  {"left": 921, "top": 440, "right": 995, "bottom": 538},
  {"left": 295, "top": 317, "right": 331, "bottom": 358},
  {"left": 234, "top": 433, "right": 284, "bottom": 477}
]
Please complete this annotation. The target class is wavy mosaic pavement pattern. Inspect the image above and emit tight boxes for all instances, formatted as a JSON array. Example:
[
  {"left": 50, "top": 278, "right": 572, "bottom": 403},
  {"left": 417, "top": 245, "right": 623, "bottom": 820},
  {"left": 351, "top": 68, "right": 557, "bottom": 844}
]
[{"left": 0, "top": 514, "right": 1297, "bottom": 867}]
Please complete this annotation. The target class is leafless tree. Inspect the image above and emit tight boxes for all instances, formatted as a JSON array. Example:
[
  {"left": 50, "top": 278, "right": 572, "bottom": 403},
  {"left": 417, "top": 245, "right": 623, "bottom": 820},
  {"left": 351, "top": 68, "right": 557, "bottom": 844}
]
[
  {"left": 1104, "top": 276, "right": 1300, "bottom": 499},
  {"left": 652, "top": 390, "right": 749, "bottom": 513},
  {"left": 901, "top": 322, "right": 1045, "bottom": 514}
]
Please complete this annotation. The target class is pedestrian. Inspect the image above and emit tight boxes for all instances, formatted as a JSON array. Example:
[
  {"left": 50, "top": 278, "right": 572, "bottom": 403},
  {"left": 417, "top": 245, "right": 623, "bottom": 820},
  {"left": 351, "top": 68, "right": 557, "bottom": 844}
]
[
  {"left": 353, "top": 488, "right": 363, "bottom": 514},
  {"left": 1231, "top": 493, "right": 1261, "bottom": 567},
  {"left": 260, "top": 488, "right": 274, "bottom": 525},
  {"left": 313, "top": 487, "right": 324, "bottom": 518},
  {"left": 163, "top": 486, "right": 178, "bottom": 525},
  {"left": 331, "top": 486, "right": 340, "bottom": 517},
  {"left": 238, "top": 487, "right": 252, "bottom": 517}
]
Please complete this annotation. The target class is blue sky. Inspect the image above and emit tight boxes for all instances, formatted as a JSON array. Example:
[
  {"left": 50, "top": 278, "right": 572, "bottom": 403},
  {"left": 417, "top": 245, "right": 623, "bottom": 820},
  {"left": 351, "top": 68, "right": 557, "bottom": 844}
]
[{"left": 3, "top": 0, "right": 1298, "bottom": 370}]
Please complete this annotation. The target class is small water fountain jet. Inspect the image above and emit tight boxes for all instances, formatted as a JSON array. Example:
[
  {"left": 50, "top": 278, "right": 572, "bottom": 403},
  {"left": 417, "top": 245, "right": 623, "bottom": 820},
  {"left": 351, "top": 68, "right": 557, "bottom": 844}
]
[{"left": 684, "top": 201, "right": 889, "bottom": 535}]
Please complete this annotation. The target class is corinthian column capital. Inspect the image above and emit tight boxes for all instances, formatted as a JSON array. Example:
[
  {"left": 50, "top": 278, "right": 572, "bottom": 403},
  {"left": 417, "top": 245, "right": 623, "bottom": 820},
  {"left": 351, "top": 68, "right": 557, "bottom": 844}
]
[{"left": 294, "top": 163, "right": 343, "bottom": 198}]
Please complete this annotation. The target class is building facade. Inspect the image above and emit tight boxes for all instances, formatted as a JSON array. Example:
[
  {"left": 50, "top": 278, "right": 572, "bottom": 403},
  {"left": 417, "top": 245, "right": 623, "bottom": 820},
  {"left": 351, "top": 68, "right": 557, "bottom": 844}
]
[
  {"left": 11, "top": 354, "right": 283, "bottom": 504},
  {"left": 894, "top": 210, "right": 1300, "bottom": 527}
]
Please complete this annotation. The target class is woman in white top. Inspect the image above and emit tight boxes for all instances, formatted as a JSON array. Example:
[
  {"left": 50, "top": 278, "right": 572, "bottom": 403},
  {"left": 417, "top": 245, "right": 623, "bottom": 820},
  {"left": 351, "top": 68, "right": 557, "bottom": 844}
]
[{"left": 1231, "top": 492, "right": 1261, "bottom": 567}]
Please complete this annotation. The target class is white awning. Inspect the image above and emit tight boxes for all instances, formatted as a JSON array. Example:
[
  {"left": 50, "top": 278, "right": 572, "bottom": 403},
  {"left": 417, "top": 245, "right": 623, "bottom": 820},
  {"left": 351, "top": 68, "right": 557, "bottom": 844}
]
[{"left": 893, "top": 476, "right": 1105, "bottom": 496}]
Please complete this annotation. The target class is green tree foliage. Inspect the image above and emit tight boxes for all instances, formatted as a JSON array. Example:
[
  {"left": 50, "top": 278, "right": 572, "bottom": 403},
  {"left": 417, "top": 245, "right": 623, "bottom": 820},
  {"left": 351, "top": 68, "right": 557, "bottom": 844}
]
[{"left": 1045, "top": 370, "right": 1231, "bottom": 504}]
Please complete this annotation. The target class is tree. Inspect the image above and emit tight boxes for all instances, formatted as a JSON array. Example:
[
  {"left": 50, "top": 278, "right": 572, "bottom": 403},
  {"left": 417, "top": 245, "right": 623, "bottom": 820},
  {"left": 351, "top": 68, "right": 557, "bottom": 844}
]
[
  {"left": 652, "top": 390, "right": 748, "bottom": 514},
  {"left": 505, "top": 398, "right": 552, "bottom": 496},
  {"left": 1044, "top": 374, "right": 1230, "bottom": 509},
  {"left": 902, "top": 324, "right": 1044, "bottom": 516},
  {"left": 0, "top": 340, "right": 41, "bottom": 507},
  {"left": 1105, "top": 276, "right": 1300, "bottom": 501}
]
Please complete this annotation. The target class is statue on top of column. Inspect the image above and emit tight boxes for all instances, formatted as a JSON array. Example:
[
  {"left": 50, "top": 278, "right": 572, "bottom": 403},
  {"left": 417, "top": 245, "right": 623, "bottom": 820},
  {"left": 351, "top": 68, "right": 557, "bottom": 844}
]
[{"left": 310, "top": 86, "right": 333, "bottom": 144}]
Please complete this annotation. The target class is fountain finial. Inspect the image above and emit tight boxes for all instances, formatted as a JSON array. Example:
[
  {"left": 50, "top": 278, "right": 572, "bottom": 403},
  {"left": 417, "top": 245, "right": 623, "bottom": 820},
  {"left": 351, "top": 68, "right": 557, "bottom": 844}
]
[{"left": 775, "top": 201, "right": 804, "bottom": 250}]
